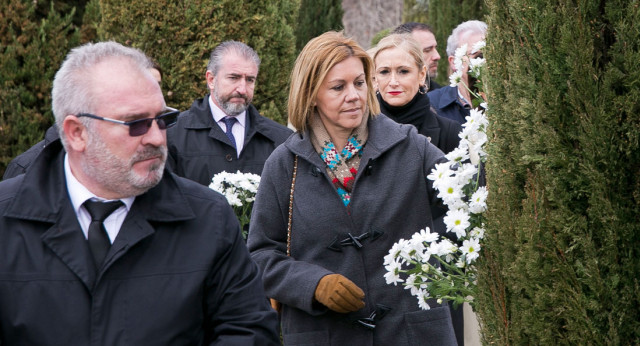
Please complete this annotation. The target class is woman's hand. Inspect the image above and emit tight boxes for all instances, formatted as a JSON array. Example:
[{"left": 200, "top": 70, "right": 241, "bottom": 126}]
[{"left": 314, "top": 274, "right": 365, "bottom": 313}]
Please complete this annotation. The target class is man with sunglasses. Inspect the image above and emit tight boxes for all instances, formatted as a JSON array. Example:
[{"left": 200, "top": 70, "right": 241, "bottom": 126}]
[
  {"left": 2, "top": 60, "right": 163, "bottom": 180},
  {"left": 167, "top": 41, "right": 292, "bottom": 186},
  {"left": 0, "top": 41, "right": 279, "bottom": 345}
]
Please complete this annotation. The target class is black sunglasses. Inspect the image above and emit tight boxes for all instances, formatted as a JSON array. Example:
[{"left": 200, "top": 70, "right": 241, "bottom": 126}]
[{"left": 76, "top": 107, "right": 180, "bottom": 137}]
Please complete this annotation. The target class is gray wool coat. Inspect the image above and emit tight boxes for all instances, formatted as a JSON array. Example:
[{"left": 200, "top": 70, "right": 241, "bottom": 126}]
[{"left": 248, "top": 114, "right": 458, "bottom": 345}]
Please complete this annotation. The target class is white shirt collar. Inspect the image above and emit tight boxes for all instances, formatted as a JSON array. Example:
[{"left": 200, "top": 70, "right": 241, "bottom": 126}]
[{"left": 64, "top": 154, "right": 135, "bottom": 242}]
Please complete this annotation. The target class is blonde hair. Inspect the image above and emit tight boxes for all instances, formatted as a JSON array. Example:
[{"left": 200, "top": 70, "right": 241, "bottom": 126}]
[
  {"left": 288, "top": 31, "right": 379, "bottom": 132},
  {"left": 369, "top": 33, "right": 425, "bottom": 71}
]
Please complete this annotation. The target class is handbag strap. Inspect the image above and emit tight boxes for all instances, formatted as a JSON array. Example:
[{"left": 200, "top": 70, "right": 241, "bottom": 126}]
[{"left": 286, "top": 155, "right": 298, "bottom": 256}]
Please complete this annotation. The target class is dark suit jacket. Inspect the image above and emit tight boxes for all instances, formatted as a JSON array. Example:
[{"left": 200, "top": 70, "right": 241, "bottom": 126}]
[
  {"left": 428, "top": 85, "right": 471, "bottom": 124},
  {"left": 0, "top": 140, "right": 279, "bottom": 344},
  {"left": 167, "top": 97, "right": 292, "bottom": 186}
]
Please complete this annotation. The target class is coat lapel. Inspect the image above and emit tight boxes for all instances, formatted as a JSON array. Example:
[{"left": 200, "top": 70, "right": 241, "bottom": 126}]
[
  {"left": 100, "top": 214, "right": 155, "bottom": 277},
  {"left": 41, "top": 195, "right": 97, "bottom": 291},
  {"left": 99, "top": 171, "right": 196, "bottom": 277}
]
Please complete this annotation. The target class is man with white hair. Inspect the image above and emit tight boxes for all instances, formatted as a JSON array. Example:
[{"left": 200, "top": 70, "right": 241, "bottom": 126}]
[
  {"left": 0, "top": 41, "right": 279, "bottom": 345},
  {"left": 428, "top": 20, "right": 487, "bottom": 124}
]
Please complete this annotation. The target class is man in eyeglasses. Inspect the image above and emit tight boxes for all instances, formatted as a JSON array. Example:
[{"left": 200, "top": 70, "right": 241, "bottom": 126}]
[
  {"left": 0, "top": 41, "right": 279, "bottom": 345},
  {"left": 167, "top": 41, "right": 292, "bottom": 186},
  {"left": 427, "top": 20, "right": 487, "bottom": 124}
]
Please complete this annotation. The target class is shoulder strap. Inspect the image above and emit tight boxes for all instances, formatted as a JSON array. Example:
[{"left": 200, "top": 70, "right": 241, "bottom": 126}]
[{"left": 286, "top": 155, "right": 298, "bottom": 257}]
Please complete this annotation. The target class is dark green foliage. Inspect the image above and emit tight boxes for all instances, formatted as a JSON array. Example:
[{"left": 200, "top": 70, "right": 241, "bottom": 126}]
[
  {"left": 370, "top": 28, "right": 391, "bottom": 47},
  {"left": 416, "top": 0, "right": 486, "bottom": 86},
  {"left": 295, "top": 0, "right": 343, "bottom": 51},
  {"left": 476, "top": 0, "right": 640, "bottom": 344},
  {"left": 97, "top": 0, "right": 298, "bottom": 125},
  {"left": 0, "top": 1, "right": 297, "bottom": 178},
  {"left": 0, "top": 0, "right": 81, "bottom": 177},
  {"left": 403, "top": 0, "right": 429, "bottom": 24}
]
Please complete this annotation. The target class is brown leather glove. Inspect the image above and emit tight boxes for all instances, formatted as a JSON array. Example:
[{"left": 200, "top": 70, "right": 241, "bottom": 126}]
[{"left": 314, "top": 274, "right": 365, "bottom": 313}]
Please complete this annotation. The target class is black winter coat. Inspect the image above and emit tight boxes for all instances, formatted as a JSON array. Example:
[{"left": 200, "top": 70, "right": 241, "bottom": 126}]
[
  {"left": 377, "top": 92, "right": 461, "bottom": 155},
  {"left": 0, "top": 141, "right": 279, "bottom": 345}
]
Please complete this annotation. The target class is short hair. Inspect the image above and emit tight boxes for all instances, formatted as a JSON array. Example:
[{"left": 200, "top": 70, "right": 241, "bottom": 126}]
[
  {"left": 446, "top": 20, "right": 487, "bottom": 57},
  {"left": 149, "top": 58, "right": 163, "bottom": 80},
  {"left": 288, "top": 31, "right": 380, "bottom": 133},
  {"left": 51, "top": 41, "right": 153, "bottom": 147},
  {"left": 206, "top": 41, "right": 261, "bottom": 75},
  {"left": 393, "top": 22, "right": 434, "bottom": 35},
  {"left": 369, "top": 33, "right": 425, "bottom": 71}
]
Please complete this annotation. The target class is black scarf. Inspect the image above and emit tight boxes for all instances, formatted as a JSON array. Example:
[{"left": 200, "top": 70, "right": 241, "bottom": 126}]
[{"left": 377, "top": 91, "right": 432, "bottom": 128}]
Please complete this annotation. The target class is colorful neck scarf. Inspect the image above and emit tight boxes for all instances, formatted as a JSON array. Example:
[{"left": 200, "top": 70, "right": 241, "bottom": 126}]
[{"left": 310, "top": 112, "right": 368, "bottom": 206}]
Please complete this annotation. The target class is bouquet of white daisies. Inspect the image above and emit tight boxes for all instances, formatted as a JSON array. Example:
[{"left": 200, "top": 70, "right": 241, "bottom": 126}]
[
  {"left": 384, "top": 41, "right": 489, "bottom": 310},
  {"left": 209, "top": 170, "right": 261, "bottom": 240}
]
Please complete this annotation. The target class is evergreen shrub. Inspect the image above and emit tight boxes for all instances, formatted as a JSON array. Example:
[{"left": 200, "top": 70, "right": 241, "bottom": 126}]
[
  {"left": 476, "top": 0, "right": 640, "bottom": 344},
  {"left": 98, "top": 0, "right": 298, "bottom": 125},
  {"left": 295, "top": 0, "right": 343, "bottom": 51},
  {"left": 0, "top": 0, "right": 81, "bottom": 177}
]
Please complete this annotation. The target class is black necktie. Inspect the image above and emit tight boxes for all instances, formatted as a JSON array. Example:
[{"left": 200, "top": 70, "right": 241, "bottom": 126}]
[
  {"left": 84, "top": 200, "right": 123, "bottom": 268},
  {"left": 222, "top": 116, "right": 237, "bottom": 149}
]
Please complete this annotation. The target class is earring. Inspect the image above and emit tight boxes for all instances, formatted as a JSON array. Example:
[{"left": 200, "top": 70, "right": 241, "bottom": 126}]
[{"left": 418, "top": 84, "right": 427, "bottom": 94}]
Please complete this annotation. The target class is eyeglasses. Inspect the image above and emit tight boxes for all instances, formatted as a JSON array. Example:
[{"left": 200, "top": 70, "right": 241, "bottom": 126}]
[{"left": 76, "top": 107, "right": 180, "bottom": 137}]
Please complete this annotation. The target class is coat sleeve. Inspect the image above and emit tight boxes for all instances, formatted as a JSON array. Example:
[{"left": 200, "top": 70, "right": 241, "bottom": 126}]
[
  {"left": 247, "top": 147, "right": 333, "bottom": 316},
  {"left": 203, "top": 199, "right": 280, "bottom": 345}
]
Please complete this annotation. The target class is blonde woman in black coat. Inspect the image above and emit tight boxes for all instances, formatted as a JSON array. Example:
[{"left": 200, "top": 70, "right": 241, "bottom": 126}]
[{"left": 370, "top": 33, "right": 462, "bottom": 155}]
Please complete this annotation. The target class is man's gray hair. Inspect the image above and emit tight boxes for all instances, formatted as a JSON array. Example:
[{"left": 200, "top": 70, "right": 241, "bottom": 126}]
[
  {"left": 206, "top": 41, "right": 260, "bottom": 76},
  {"left": 51, "top": 41, "right": 153, "bottom": 146},
  {"left": 446, "top": 20, "right": 487, "bottom": 57}
]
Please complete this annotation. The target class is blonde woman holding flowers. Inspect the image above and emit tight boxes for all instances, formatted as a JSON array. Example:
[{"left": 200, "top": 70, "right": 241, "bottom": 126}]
[{"left": 248, "top": 31, "right": 456, "bottom": 345}]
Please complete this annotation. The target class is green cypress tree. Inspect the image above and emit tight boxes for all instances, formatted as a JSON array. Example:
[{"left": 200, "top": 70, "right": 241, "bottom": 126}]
[
  {"left": 0, "top": 0, "right": 81, "bottom": 177},
  {"left": 403, "top": 0, "right": 429, "bottom": 24},
  {"left": 476, "top": 0, "right": 640, "bottom": 344},
  {"left": 97, "top": 0, "right": 298, "bottom": 125},
  {"left": 295, "top": 0, "right": 343, "bottom": 51}
]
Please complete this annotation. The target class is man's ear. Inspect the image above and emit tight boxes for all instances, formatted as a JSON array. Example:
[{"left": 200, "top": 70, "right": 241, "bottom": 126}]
[
  {"left": 63, "top": 116, "right": 88, "bottom": 152},
  {"left": 448, "top": 55, "right": 457, "bottom": 72},
  {"left": 205, "top": 71, "right": 215, "bottom": 90}
]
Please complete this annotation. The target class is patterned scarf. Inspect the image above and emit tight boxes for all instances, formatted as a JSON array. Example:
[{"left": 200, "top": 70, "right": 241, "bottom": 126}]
[{"left": 310, "top": 111, "right": 368, "bottom": 207}]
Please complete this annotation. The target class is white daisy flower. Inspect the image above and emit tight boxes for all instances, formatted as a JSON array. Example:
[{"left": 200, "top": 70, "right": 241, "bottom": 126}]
[
  {"left": 461, "top": 238, "right": 481, "bottom": 264},
  {"left": 444, "top": 209, "right": 471, "bottom": 239}
]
